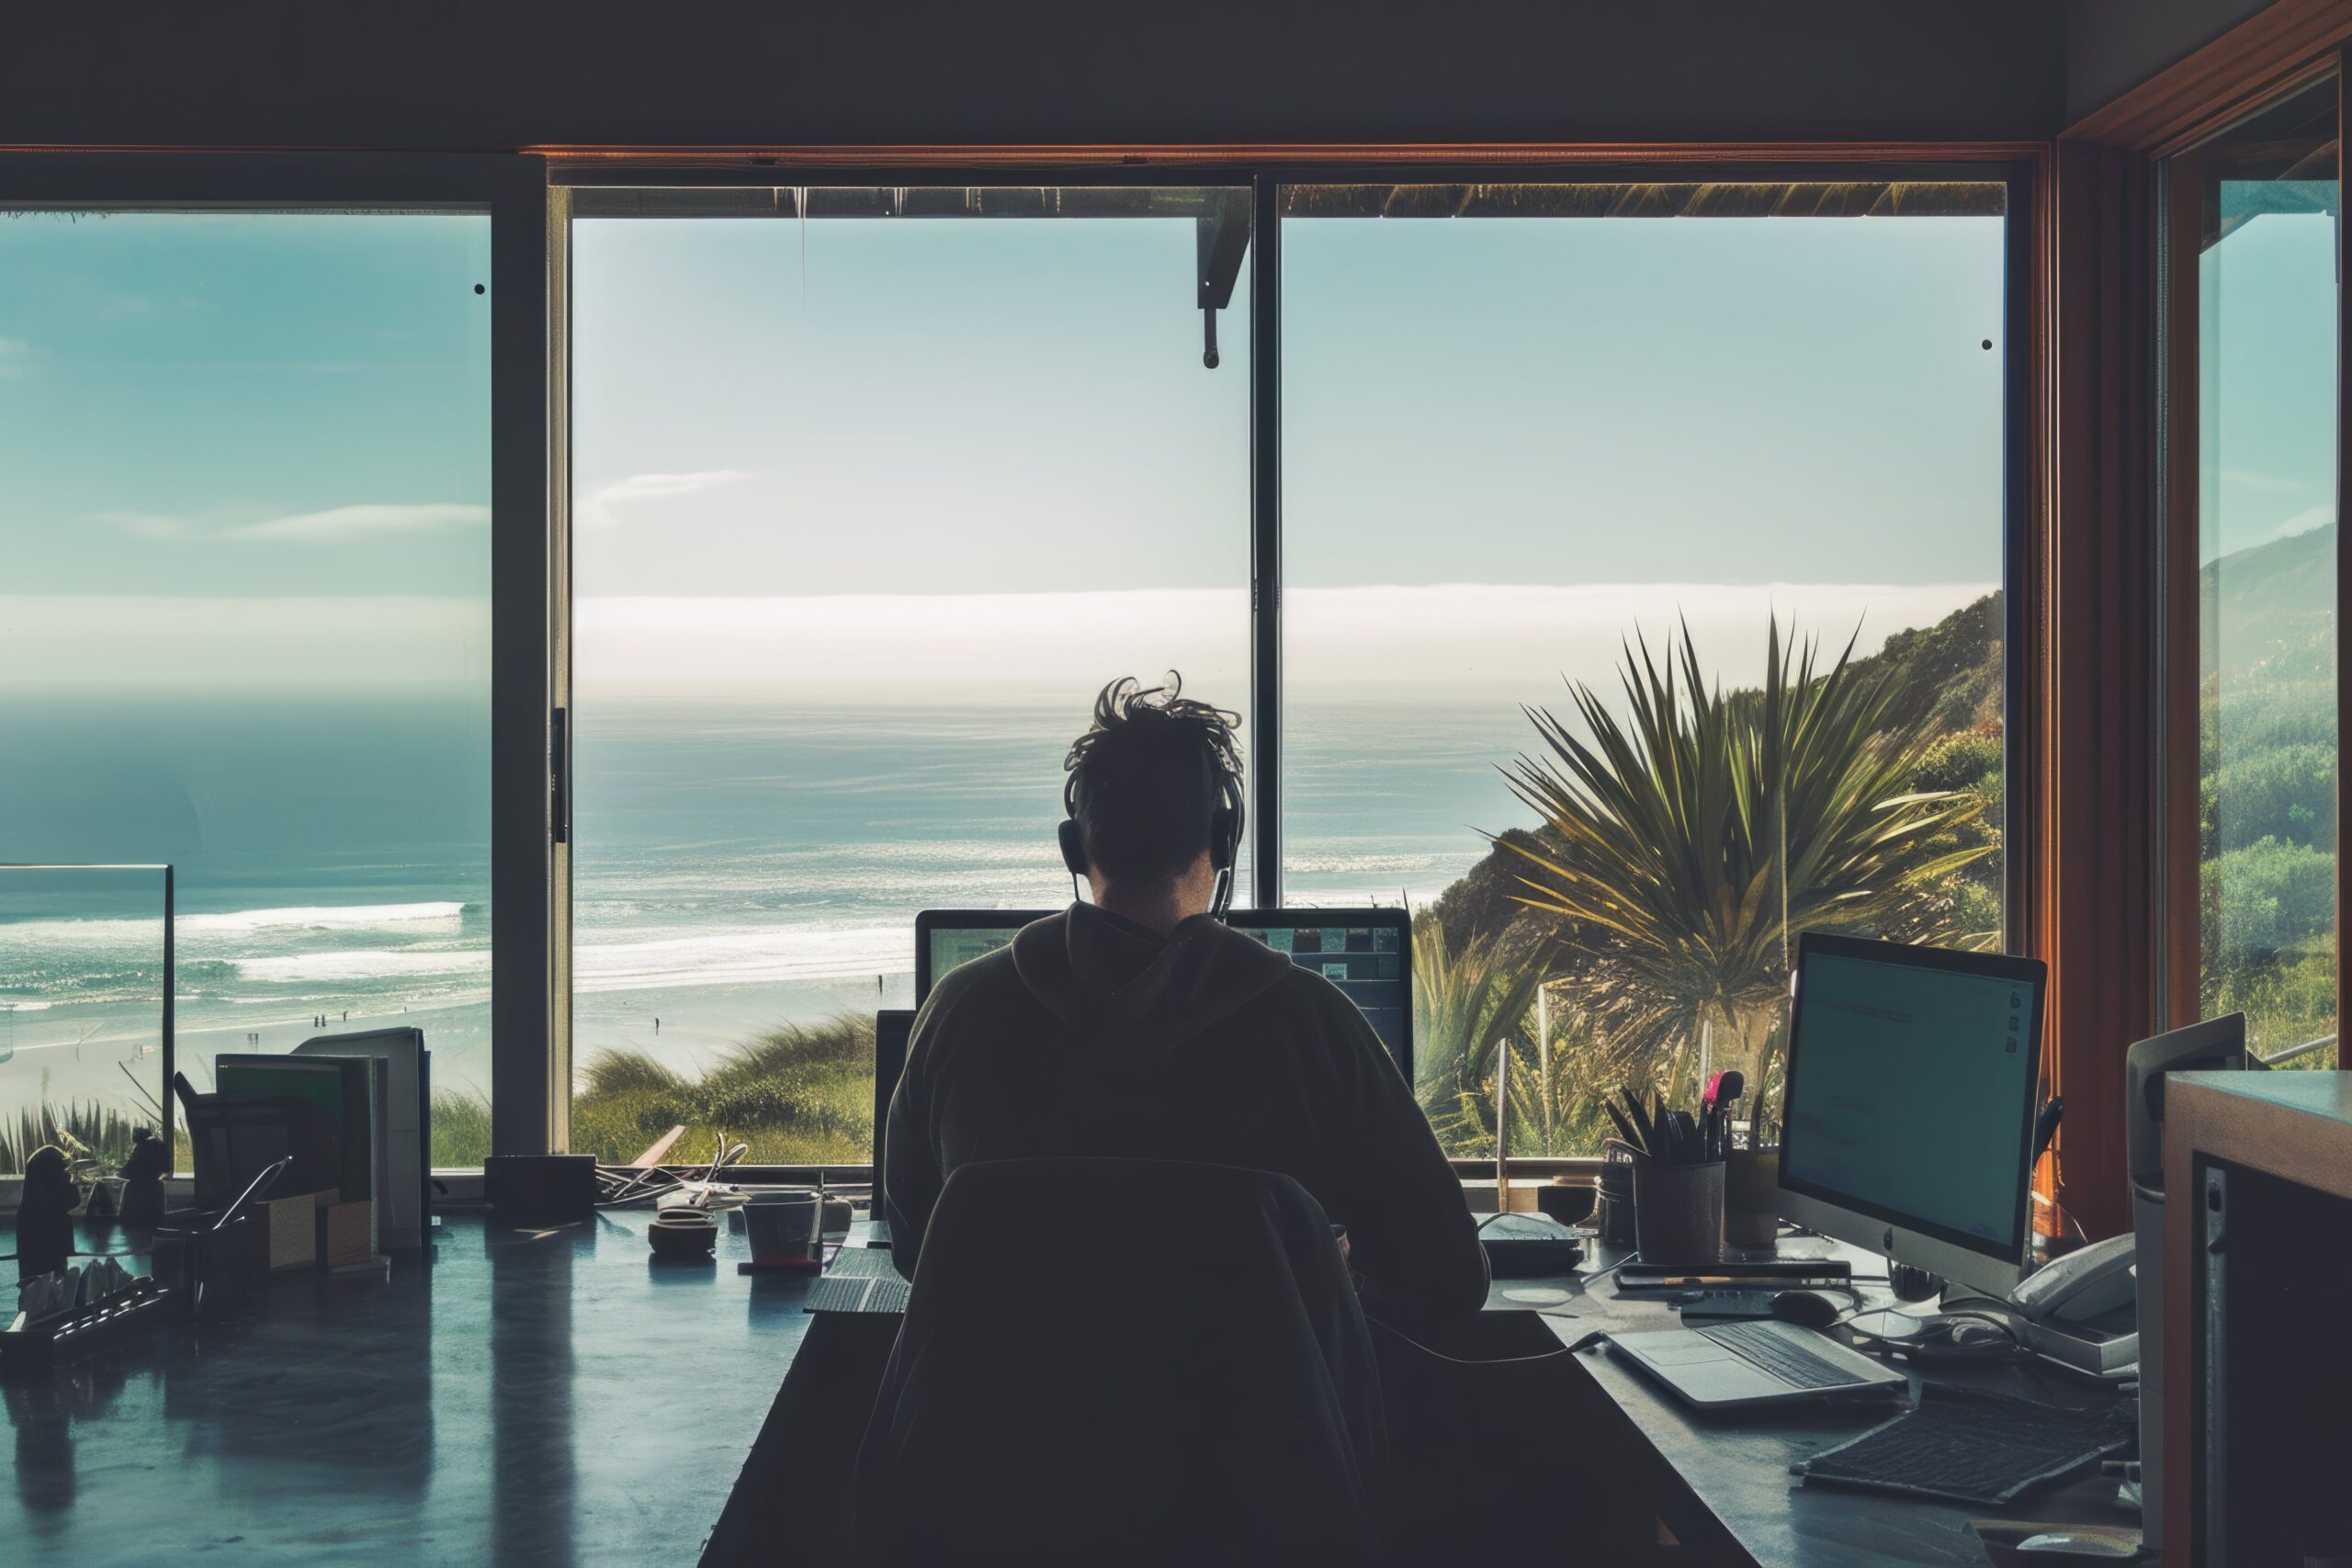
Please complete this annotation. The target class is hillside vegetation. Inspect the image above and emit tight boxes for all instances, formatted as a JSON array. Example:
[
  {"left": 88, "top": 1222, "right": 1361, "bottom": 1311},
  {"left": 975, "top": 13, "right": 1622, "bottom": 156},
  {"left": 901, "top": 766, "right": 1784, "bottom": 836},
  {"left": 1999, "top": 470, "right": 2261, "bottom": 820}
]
[{"left": 2197, "top": 523, "right": 2336, "bottom": 1055}]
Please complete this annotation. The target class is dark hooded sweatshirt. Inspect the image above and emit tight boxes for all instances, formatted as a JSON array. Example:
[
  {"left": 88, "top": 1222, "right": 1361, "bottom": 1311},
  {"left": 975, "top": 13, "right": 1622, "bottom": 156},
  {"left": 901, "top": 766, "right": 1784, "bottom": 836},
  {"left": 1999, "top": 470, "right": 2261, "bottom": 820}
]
[{"left": 883, "top": 902, "right": 1488, "bottom": 1331}]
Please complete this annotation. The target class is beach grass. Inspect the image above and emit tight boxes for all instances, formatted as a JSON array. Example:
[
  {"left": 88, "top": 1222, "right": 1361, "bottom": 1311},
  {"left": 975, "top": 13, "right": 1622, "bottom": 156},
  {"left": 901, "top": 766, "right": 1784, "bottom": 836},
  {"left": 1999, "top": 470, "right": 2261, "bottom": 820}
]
[
  {"left": 426, "top": 1013, "right": 876, "bottom": 1170},
  {"left": 2, "top": 1100, "right": 188, "bottom": 1179},
  {"left": 429, "top": 1089, "right": 494, "bottom": 1169}
]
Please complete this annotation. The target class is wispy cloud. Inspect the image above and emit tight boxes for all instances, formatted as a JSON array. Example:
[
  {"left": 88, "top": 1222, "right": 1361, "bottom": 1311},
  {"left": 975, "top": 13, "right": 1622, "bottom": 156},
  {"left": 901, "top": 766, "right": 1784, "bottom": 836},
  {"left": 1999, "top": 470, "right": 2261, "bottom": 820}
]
[
  {"left": 225, "top": 502, "right": 490, "bottom": 542},
  {"left": 0, "top": 336, "right": 28, "bottom": 378},
  {"left": 572, "top": 581, "right": 1996, "bottom": 696},
  {"left": 2222, "top": 468, "right": 2308, "bottom": 494},
  {"left": 2264, "top": 503, "right": 2335, "bottom": 543},
  {"left": 93, "top": 509, "right": 197, "bottom": 540},
  {"left": 582, "top": 470, "right": 752, "bottom": 526}
]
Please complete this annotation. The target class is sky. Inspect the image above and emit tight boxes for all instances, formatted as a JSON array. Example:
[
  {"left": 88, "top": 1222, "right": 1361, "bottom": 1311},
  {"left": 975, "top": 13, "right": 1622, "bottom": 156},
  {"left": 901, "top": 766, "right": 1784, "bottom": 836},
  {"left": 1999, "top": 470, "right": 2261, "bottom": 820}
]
[
  {"left": 2204, "top": 200, "right": 2339, "bottom": 566},
  {"left": 0, "top": 195, "right": 2059, "bottom": 694},
  {"left": 565, "top": 198, "right": 2010, "bottom": 699},
  {"left": 567, "top": 205, "right": 2011, "bottom": 596},
  {"left": 0, "top": 211, "right": 493, "bottom": 688}
]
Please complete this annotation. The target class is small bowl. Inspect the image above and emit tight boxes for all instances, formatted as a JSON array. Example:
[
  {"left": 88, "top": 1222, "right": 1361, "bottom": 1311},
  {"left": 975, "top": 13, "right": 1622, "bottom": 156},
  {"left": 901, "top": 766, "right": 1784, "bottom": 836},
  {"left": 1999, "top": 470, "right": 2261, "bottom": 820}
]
[{"left": 648, "top": 1212, "right": 718, "bottom": 1259}]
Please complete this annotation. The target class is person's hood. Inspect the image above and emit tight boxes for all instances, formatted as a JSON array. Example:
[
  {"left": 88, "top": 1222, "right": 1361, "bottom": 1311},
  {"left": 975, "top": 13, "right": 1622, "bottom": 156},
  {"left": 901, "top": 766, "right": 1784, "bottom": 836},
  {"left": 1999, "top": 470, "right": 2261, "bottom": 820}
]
[{"left": 1011, "top": 902, "right": 1295, "bottom": 1058}]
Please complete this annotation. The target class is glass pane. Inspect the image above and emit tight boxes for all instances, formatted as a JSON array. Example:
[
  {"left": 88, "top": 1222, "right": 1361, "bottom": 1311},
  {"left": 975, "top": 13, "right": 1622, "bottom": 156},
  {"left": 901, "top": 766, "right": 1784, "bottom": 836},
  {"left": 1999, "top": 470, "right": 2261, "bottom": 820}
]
[
  {"left": 2184, "top": 81, "right": 2341, "bottom": 1063},
  {"left": 1281, "top": 182, "right": 2010, "bottom": 1155},
  {"left": 0, "top": 211, "right": 494, "bottom": 1168},
  {"left": 0, "top": 867, "right": 169, "bottom": 1173},
  {"left": 568, "top": 187, "right": 1251, "bottom": 1162}
]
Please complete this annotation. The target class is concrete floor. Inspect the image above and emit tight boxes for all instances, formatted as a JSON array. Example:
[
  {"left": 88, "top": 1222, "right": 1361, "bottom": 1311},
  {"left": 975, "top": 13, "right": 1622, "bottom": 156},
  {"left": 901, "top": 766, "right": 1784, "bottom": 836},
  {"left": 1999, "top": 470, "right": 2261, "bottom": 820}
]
[{"left": 4, "top": 1210, "right": 818, "bottom": 1567}]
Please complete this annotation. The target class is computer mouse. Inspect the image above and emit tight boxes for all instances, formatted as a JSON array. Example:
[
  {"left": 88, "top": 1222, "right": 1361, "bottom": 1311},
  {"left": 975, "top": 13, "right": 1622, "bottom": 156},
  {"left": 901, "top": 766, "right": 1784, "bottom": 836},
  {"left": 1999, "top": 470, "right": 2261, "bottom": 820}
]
[
  {"left": 1769, "top": 1289, "right": 1841, "bottom": 1328},
  {"left": 2015, "top": 1530, "right": 2140, "bottom": 1556},
  {"left": 1945, "top": 1317, "right": 2012, "bottom": 1349}
]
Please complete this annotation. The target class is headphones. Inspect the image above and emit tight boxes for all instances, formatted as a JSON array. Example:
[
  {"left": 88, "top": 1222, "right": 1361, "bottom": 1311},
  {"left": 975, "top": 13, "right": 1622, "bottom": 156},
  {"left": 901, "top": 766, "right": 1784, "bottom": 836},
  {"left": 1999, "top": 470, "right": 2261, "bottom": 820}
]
[{"left": 1059, "top": 735, "right": 1245, "bottom": 916}]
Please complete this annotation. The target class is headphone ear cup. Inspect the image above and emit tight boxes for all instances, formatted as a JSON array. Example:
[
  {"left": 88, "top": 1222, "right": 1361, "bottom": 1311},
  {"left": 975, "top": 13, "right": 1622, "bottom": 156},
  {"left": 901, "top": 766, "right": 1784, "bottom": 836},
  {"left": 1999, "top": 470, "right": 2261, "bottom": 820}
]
[
  {"left": 1206, "top": 807, "right": 1240, "bottom": 874},
  {"left": 1057, "top": 818, "right": 1089, "bottom": 878}
]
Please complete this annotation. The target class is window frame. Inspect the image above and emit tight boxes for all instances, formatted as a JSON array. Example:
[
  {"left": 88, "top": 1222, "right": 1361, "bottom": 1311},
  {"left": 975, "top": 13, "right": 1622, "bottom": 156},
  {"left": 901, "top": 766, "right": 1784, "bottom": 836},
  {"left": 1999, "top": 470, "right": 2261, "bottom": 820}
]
[
  {"left": 2152, "top": 66, "right": 2346, "bottom": 1056},
  {"left": 0, "top": 152, "right": 553, "bottom": 1163},
  {"left": 547, "top": 152, "right": 2041, "bottom": 1175}
]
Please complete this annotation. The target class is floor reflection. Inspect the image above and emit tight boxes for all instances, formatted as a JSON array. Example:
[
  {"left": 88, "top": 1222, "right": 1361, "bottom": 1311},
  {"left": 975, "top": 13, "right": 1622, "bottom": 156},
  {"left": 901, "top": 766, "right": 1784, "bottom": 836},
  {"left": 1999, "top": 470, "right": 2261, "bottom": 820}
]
[
  {"left": 159, "top": 1241, "right": 438, "bottom": 1493},
  {"left": 6, "top": 1359, "right": 126, "bottom": 1534},
  {"left": 489, "top": 1221, "right": 590, "bottom": 1566}
]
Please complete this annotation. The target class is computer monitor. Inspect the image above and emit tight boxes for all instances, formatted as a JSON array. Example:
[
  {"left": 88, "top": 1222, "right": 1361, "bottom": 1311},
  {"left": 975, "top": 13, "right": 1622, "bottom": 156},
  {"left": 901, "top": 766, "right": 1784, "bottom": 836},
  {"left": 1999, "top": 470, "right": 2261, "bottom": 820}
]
[
  {"left": 1225, "top": 908, "right": 1411, "bottom": 1081},
  {"left": 912, "top": 910, "right": 1042, "bottom": 1002},
  {"left": 1774, "top": 931, "right": 2049, "bottom": 1301},
  {"left": 907, "top": 905, "right": 1414, "bottom": 1075}
]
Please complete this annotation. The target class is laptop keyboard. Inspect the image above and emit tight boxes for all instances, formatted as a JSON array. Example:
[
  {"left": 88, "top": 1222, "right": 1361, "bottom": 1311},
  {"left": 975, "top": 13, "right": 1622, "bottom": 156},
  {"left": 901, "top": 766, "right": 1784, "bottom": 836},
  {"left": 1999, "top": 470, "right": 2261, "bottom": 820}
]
[
  {"left": 1797, "top": 1388, "right": 2135, "bottom": 1505},
  {"left": 1701, "top": 1319, "right": 1860, "bottom": 1390},
  {"left": 804, "top": 1249, "right": 912, "bottom": 1314}
]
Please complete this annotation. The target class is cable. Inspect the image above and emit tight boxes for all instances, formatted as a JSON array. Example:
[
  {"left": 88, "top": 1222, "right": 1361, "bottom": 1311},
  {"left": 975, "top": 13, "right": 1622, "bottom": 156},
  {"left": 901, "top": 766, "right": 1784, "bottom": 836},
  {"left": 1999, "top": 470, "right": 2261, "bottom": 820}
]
[
  {"left": 1839, "top": 1307, "right": 2034, "bottom": 1367},
  {"left": 1368, "top": 1313, "right": 1604, "bottom": 1366}
]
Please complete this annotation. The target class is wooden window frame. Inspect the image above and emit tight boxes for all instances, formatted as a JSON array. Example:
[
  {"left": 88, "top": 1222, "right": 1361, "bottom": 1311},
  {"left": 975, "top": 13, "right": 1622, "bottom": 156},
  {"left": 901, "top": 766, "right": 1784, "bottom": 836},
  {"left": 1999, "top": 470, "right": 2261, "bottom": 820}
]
[{"left": 2052, "top": 0, "right": 2352, "bottom": 1239}]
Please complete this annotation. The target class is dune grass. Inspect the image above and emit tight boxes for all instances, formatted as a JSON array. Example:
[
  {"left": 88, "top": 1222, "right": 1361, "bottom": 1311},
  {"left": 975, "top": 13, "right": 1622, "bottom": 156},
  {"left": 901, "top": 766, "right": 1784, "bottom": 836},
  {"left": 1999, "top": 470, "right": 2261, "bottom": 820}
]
[
  {"left": 428, "top": 1013, "right": 877, "bottom": 1169},
  {"left": 429, "top": 1089, "right": 494, "bottom": 1170},
  {"left": 1, "top": 1101, "right": 190, "bottom": 1178},
  {"left": 571, "top": 1014, "right": 876, "bottom": 1165}
]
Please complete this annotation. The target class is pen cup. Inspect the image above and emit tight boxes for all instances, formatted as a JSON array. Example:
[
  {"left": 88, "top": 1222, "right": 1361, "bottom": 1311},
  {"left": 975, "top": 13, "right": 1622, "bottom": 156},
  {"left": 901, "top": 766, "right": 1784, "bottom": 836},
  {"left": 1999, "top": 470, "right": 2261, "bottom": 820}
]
[
  {"left": 1629, "top": 1156, "right": 1725, "bottom": 1267},
  {"left": 1723, "top": 1145, "right": 1781, "bottom": 1251}
]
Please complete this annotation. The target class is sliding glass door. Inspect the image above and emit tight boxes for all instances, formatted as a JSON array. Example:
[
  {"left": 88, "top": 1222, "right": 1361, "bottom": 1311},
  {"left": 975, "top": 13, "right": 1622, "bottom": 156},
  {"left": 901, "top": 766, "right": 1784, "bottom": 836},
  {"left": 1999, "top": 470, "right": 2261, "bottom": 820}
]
[{"left": 562, "top": 186, "right": 1252, "bottom": 1162}]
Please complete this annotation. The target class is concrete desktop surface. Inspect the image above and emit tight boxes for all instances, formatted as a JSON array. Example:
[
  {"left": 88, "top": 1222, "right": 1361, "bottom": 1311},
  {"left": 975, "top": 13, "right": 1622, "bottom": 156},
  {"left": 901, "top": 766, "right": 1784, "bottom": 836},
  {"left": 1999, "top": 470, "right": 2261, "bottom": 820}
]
[{"left": 3, "top": 1210, "right": 817, "bottom": 1567}]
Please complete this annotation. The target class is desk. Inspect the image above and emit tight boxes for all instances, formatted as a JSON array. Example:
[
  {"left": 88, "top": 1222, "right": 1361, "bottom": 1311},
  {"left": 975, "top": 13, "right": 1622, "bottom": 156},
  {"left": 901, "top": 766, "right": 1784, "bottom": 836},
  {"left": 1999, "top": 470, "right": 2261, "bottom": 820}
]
[
  {"left": 2162, "top": 1071, "right": 2352, "bottom": 1562},
  {"left": 706, "top": 1235, "right": 2143, "bottom": 1568},
  {"left": 3, "top": 1213, "right": 2146, "bottom": 1567},
  {"left": 1534, "top": 1238, "right": 2136, "bottom": 1566},
  {"left": 2, "top": 1211, "right": 819, "bottom": 1567}
]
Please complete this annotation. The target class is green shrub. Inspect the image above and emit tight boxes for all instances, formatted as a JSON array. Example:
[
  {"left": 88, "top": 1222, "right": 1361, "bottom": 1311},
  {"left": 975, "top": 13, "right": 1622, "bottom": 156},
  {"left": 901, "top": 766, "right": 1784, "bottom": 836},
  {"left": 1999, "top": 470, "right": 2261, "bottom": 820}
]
[
  {"left": 1912, "top": 728, "right": 2003, "bottom": 795},
  {"left": 2207, "top": 742, "right": 2335, "bottom": 854},
  {"left": 2204, "top": 837, "right": 2336, "bottom": 962}
]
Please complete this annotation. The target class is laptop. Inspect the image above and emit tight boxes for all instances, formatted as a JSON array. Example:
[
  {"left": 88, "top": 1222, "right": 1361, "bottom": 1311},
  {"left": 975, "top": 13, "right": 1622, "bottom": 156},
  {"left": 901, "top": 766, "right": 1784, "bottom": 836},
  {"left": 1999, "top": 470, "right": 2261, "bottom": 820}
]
[{"left": 1606, "top": 1318, "right": 1907, "bottom": 1408}]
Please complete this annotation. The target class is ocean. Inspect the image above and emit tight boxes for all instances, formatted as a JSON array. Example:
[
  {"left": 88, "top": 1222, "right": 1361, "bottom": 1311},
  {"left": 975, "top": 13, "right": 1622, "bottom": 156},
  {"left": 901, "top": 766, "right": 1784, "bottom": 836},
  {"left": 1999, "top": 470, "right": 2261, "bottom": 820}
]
[{"left": 0, "top": 690, "right": 1542, "bottom": 1118}]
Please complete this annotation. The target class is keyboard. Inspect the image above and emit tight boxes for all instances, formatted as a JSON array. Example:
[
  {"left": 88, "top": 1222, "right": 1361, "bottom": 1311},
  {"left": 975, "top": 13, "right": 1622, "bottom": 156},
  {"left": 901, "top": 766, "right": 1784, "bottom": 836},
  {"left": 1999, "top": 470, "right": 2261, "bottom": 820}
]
[
  {"left": 1701, "top": 1320, "right": 1860, "bottom": 1390},
  {"left": 1797, "top": 1387, "right": 2134, "bottom": 1506},
  {"left": 804, "top": 1247, "right": 912, "bottom": 1314}
]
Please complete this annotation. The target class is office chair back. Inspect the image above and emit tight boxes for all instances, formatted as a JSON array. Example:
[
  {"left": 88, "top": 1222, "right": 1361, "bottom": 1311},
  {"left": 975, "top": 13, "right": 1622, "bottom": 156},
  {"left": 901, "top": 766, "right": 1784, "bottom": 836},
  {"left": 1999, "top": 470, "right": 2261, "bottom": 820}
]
[{"left": 853, "top": 1156, "right": 1387, "bottom": 1567}]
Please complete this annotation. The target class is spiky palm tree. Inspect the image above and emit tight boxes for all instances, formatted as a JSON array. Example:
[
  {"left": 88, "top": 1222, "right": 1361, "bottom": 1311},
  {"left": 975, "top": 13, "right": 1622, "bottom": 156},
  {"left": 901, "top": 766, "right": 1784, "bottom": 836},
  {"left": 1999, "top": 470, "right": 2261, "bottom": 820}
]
[
  {"left": 1410, "top": 918, "right": 1548, "bottom": 1153},
  {"left": 1499, "top": 616, "right": 1993, "bottom": 1113}
]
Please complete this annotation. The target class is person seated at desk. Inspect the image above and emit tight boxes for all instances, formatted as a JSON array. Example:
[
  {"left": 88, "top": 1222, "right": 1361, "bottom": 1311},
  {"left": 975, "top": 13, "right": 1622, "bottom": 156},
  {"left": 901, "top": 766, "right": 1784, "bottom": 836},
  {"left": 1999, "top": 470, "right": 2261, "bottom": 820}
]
[{"left": 882, "top": 674, "right": 1487, "bottom": 1333}]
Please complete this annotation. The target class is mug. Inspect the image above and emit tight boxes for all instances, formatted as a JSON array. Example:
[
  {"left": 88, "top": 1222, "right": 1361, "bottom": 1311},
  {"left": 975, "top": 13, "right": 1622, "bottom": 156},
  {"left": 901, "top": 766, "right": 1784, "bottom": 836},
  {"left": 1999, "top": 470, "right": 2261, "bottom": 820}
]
[{"left": 742, "top": 1190, "right": 823, "bottom": 1270}]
